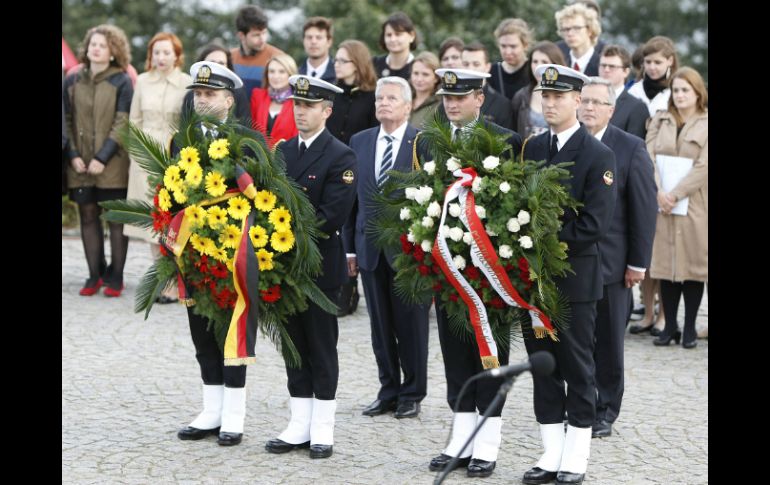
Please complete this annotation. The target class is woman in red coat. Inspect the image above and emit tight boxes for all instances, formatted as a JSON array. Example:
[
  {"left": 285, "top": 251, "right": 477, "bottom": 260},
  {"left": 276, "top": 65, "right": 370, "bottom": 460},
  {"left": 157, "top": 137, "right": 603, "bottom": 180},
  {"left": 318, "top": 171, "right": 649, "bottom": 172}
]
[{"left": 250, "top": 53, "right": 298, "bottom": 147}]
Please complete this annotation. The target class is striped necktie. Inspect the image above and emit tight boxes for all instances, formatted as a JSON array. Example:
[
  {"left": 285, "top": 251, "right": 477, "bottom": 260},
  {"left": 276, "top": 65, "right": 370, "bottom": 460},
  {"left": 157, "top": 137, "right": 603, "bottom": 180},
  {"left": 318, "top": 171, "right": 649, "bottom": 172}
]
[{"left": 377, "top": 135, "right": 395, "bottom": 187}]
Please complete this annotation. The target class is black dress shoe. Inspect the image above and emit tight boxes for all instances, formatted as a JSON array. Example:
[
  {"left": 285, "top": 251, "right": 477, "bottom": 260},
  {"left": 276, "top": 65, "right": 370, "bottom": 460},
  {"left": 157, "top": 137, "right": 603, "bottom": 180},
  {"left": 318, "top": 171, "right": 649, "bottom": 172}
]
[
  {"left": 682, "top": 339, "right": 698, "bottom": 349},
  {"left": 177, "top": 426, "right": 220, "bottom": 440},
  {"left": 650, "top": 326, "right": 662, "bottom": 337},
  {"left": 309, "top": 444, "right": 333, "bottom": 458},
  {"left": 217, "top": 432, "right": 242, "bottom": 446},
  {"left": 556, "top": 471, "right": 585, "bottom": 484},
  {"left": 653, "top": 330, "right": 681, "bottom": 346},
  {"left": 428, "top": 453, "right": 471, "bottom": 472},
  {"left": 466, "top": 458, "right": 496, "bottom": 477},
  {"left": 394, "top": 400, "right": 420, "bottom": 418},
  {"left": 362, "top": 399, "right": 397, "bottom": 416},
  {"left": 522, "top": 466, "right": 558, "bottom": 484},
  {"left": 591, "top": 419, "right": 612, "bottom": 438},
  {"left": 265, "top": 438, "right": 310, "bottom": 453}
]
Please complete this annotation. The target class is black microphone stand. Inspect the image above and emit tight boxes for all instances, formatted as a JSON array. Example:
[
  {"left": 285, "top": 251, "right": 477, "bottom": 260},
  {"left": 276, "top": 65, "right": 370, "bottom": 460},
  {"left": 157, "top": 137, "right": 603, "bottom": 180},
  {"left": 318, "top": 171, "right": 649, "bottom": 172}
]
[{"left": 433, "top": 373, "right": 518, "bottom": 485}]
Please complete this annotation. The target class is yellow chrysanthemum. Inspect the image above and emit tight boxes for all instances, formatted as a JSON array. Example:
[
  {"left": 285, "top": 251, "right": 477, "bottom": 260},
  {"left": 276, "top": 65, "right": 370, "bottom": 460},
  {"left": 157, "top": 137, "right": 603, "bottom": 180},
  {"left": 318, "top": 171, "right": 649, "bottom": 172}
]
[
  {"left": 205, "top": 171, "right": 227, "bottom": 197},
  {"left": 178, "top": 146, "right": 200, "bottom": 170},
  {"left": 164, "top": 165, "right": 182, "bottom": 189},
  {"left": 268, "top": 207, "right": 292, "bottom": 231},
  {"left": 158, "top": 188, "right": 172, "bottom": 211},
  {"left": 208, "top": 138, "right": 230, "bottom": 160},
  {"left": 227, "top": 196, "right": 251, "bottom": 220},
  {"left": 249, "top": 225, "right": 269, "bottom": 248},
  {"left": 190, "top": 234, "right": 205, "bottom": 253},
  {"left": 256, "top": 248, "right": 274, "bottom": 271},
  {"left": 172, "top": 188, "right": 187, "bottom": 204},
  {"left": 270, "top": 230, "right": 295, "bottom": 253},
  {"left": 220, "top": 224, "right": 242, "bottom": 249},
  {"left": 185, "top": 163, "right": 203, "bottom": 187},
  {"left": 187, "top": 205, "right": 207, "bottom": 227},
  {"left": 254, "top": 190, "right": 277, "bottom": 212},
  {"left": 212, "top": 246, "right": 229, "bottom": 262},
  {"left": 201, "top": 237, "right": 217, "bottom": 256},
  {"left": 207, "top": 206, "right": 229, "bottom": 229}
]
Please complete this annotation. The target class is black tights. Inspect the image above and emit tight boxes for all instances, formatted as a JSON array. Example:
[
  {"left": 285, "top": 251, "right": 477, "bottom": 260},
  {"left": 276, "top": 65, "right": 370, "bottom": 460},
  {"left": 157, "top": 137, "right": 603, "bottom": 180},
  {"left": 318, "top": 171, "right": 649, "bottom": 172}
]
[
  {"left": 659, "top": 280, "right": 704, "bottom": 344},
  {"left": 78, "top": 202, "right": 128, "bottom": 287}
]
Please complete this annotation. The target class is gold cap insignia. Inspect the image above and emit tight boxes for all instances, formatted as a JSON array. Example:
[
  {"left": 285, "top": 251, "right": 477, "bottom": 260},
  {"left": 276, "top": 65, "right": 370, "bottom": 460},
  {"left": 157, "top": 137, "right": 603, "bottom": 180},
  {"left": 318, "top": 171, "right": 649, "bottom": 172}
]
[
  {"left": 443, "top": 71, "right": 457, "bottom": 86},
  {"left": 603, "top": 170, "right": 614, "bottom": 186},
  {"left": 342, "top": 169, "right": 355, "bottom": 184},
  {"left": 296, "top": 76, "right": 310, "bottom": 94},
  {"left": 544, "top": 67, "right": 559, "bottom": 84},
  {"left": 197, "top": 65, "right": 211, "bottom": 83}
]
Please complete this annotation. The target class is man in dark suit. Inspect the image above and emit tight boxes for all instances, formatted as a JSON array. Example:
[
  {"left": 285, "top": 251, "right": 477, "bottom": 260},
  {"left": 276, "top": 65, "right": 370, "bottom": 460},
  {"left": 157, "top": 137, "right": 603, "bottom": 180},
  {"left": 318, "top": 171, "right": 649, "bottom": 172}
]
[
  {"left": 264, "top": 75, "right": 357, "bottom": 460},
  {"left": 297, "top": 17, "right": 336, "bottom": 83},
  {"left": 598, "top": 45, "right": 649, "bottom": 140},
  {"left": 427, "top": 68, "right": 522, "bottom": 479},
  {"left": 555, "top": 2, "right": 604, "bottom": 77},
  {"left": 577, "top": 78, "right": 657, "bottom": 438},
  {"left": 343, "top": 76, "right": 430, "bottom": 420},
  {"left": 521, "top": 64, "right": 616, "bottom": 485}
]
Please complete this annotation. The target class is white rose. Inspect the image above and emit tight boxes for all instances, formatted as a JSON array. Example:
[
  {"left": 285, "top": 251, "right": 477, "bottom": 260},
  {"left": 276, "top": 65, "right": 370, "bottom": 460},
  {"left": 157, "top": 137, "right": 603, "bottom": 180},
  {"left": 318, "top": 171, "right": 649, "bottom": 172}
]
[
  {"left": 421, "top": 216, "right": 434, "bottom": 228},
  {"left": 507, "top": 218, "right": 521, "bottom": 233},
  {"left": 399, "top": 207, "right": 412, "bottom": 220},
  {"left": 519, "top": 235, "right": 533, "bottom": 249},
  {"left": 423, "top": 161, "right": 436, "bottom": 175},
  {"left": 499, "top": 244, "right": 513, "bottom": 259},
  {"left": 446, "top": 157, "right": 461, "bottom": 172},
  {"left": 499, "top": 181, "right": 511, "bottom": 193},
  {"left": 463, "top": 231, "right": 473, "bottom": 245},
  {"left": 482, "top": 156, "right": 500, "bottom": 170},
  {"left": 405, "top": 187, "right": 418, "bottom": 200},
  {"left": 475, "top": 205, "right": 486, "bottom": 219},
  {"left": 414, "top": 186, "right": 434, "bottom": 205},
  {"left": 453, "top": 255, "right": 466, "bottom": 270},
  {"left": 471, "top": 176, "right": 484, "bottom": 193},
  {"left": 449, "top": 203, "right": 462, "bottom": 218},
  {"left": 427, "top": 201, "right": 442, "bottom": 218},
  {"left": 449, "top": 227, "right": 464, "bottom": 241},
  {"left": 421, "top": 240, "right": 432, "bottom": 252},
  {"left": 438, "top": 225, "right": 450, "bottom": 238},
  {"left": 407, "top": 230, "right": 415, "bottom": 242},
  {"left": 486, "top": 225, "right": 498, "bottom": 237},
  {"left": 517, "top": 210, "right": 531, "bottom": 225}
]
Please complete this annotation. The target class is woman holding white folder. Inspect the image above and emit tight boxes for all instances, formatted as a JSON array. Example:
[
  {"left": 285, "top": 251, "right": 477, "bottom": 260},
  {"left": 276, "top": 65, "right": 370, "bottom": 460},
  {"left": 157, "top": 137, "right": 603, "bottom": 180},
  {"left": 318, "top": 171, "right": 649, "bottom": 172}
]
[{"left": 645, "top": 67, "right": 708, "bottom": 349}]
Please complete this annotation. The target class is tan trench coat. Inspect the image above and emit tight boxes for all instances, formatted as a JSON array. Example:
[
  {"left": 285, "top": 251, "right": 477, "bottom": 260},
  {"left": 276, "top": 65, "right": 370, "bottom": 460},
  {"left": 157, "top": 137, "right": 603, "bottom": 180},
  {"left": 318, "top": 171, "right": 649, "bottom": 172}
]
[
  {"left": 646, "top": 110, "right": 708, "bottom": 282},
  {"left": 125, "top": 68, "right": 192, "bottom": 241}
]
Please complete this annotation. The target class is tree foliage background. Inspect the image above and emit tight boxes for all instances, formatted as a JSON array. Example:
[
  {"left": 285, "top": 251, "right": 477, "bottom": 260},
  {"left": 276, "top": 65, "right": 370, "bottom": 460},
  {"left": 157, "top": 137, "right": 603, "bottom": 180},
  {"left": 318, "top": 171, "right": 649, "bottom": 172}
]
[{"left": 63, "top": 0, "right": 707, "bottom": 83}]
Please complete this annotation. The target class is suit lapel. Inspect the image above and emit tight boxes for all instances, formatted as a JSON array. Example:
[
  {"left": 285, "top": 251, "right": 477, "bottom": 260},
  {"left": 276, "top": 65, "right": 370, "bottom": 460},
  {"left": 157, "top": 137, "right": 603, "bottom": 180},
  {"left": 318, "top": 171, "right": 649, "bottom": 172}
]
[
  {"left": 552, "top": 126, "right": 585, "bottom": 165},
  {"left": 393, "top": 125, "right": 417, "bottom": 172},
  {"left": 291, "top": 129, "right": 330, "bottom": 181}
]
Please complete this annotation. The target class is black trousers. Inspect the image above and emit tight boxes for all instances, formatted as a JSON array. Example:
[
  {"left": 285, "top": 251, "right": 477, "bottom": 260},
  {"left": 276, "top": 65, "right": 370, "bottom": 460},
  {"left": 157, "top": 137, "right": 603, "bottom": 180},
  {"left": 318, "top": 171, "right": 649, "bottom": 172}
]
[
  {"left": 524, "top": 301, "right": 597, "bottom": 428},
  {"left": 435, "top": 303, "right": 510, "bottom": 416},
  {"left": 284, "top": 288, "right": 340, "bottom": 400},
  {"left": 187, "top": 307, "right": 246, "bottom": 388},
  {"left": 360, "top": 252, "right": 430, "bottom": 403},
  {"left": 594, "top": 282, "right": 631, "bottom": 423}
]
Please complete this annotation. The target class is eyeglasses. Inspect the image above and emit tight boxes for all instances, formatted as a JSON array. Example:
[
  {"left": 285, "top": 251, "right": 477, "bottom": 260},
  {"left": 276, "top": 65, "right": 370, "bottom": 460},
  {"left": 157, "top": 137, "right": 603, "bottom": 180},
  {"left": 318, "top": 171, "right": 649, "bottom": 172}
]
[
  {"left": 599, "top": 63, "right": 625, "bottom": 71},
  {"left": 580, "top": 98, "right": 612, "bottom": 106},
  {"left": 333, "top": 58, "right": 353, "bottom": 64},
  {"left": 558, "top": 25, "right": 587, "bottom": 35}
]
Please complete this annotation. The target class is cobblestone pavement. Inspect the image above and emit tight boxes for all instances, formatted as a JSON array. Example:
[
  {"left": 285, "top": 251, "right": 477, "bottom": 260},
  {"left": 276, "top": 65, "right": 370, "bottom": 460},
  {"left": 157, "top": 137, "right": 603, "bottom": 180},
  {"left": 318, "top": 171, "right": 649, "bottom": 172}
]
[{"left": 62, "top": 237, "right": 708, "bottom": 484}]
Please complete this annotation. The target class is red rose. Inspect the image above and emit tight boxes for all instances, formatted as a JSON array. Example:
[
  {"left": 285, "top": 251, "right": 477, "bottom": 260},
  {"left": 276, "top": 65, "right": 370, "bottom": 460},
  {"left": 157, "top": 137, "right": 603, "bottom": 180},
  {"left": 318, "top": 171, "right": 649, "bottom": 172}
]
[
  {"left": 413, "top": 245, "right": 425, "bottom": 262},
  {"left": 418, "top": 264, "right": 430, "bottom": 276},
  {"left": 400, "top": 234, "right": 413, "bottom": 254},
  {"left": 465, "top": 266, "right": 481, "bottom": 280},
  {"left": 432, "top": 265, "right": 441, "bottom": 274},
  {"left": 432, "top": 281, "right": 443, "bottom": 292},
  {"left": 449, "top": 293, "right": 459, "bottom": 302},
  {"left": 480, "top": 278, "right": 490, "bottom": 289},
  {"left": 490, "top": 296, "right": 506, "bottom": 309}
]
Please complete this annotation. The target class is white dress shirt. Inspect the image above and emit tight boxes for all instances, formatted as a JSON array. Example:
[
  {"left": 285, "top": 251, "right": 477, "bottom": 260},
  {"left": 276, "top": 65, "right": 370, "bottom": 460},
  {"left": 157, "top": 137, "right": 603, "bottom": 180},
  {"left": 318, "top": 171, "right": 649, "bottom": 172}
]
[
  {"left": 306, "top": 57, "right": 330, "bottom": 79},
  {"left": 570, "top": 47, "right": 595, "bottom": 73},
  {"left": 550, "top": 121, "right": 581, "bottom": 150},
  {"left": 375, "top": 121, "right": 409, "bottom": 180}
]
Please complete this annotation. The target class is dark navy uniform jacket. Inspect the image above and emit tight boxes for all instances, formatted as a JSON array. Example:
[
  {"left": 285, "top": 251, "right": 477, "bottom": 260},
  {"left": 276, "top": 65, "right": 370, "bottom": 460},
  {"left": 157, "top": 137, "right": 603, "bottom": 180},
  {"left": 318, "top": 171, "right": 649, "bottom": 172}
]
[
  {"left": 280, "top": 128, "right": 358, "bottom": 290},
  {"left": 523, "top": 124, "right": 617, "bottom": 302}
]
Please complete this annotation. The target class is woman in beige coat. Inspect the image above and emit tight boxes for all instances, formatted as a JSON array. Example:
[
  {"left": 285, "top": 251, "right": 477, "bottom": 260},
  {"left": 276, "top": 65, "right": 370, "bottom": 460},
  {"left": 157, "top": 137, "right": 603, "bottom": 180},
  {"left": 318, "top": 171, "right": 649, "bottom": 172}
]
[
  {"left": 126, "top": 32, "right": 192, "bottom": 303},
  {"left": 646, "top": 67, "right": 708, "bottom": 349}
]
